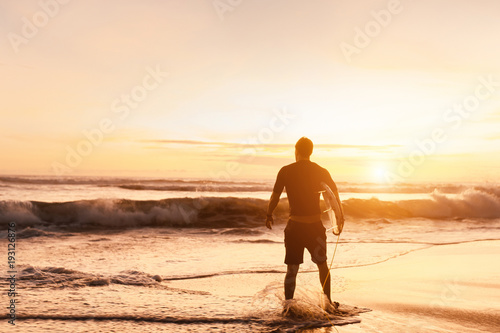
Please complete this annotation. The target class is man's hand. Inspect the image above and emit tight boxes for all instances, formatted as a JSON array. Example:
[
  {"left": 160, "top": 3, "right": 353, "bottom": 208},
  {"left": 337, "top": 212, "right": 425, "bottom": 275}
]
[
  {"left": 266, "top": 191, "right": 280, "bottom": 230},
  {"left": 266, "top": 215, "right": 273, "bottom": 229}
]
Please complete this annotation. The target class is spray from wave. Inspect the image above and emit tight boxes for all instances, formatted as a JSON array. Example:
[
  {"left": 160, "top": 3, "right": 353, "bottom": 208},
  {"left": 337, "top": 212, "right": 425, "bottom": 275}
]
[
  {"left": 345, "top": 186, "right": 500, "bottom": 219},
  {"left": 250, "top": 282, "right": 369, "bottom": 330}
]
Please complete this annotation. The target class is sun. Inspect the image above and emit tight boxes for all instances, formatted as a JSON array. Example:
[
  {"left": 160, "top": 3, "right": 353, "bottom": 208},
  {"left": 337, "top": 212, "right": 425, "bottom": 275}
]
[{"left": 371, "top": 165, "right": 388, "bottom": 183}]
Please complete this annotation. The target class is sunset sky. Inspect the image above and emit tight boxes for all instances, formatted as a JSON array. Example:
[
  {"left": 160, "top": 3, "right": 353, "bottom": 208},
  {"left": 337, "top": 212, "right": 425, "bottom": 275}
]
[{"left": 1, "top": 0, "right": 500, "bottom": 183}]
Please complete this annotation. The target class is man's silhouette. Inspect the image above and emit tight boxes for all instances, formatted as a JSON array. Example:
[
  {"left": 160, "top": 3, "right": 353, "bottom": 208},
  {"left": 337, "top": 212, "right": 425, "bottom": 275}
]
[{"left": 266, "top": 137, "right": 341, "bottom": 308}]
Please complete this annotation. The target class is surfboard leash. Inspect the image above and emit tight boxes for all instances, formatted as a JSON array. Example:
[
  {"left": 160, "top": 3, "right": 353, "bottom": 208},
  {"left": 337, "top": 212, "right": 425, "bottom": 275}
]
[{"left": 320, "top": 232, "right": 341, "bottom": 332}]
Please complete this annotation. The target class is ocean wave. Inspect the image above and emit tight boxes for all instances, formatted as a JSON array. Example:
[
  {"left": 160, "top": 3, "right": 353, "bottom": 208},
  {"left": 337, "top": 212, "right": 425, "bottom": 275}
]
[
  {"left": 16, "top": 265, "right": 162, "bottom": 288},
  {"left": 0, "top": 197, "right": 283, "bottom": 230},
  {"left": 345, "top": 186, "right": 500, "bottom": 219},
  {"left": 234, "top": 239, "right": 282, "bottom": 244},
  {"left": 3, "top": 175, "right": 496, "bottom": 195},
  {"left": 0, "top": 313, "right": 363, "bottom": 329},
  {"left": 16, "top": 227, "right": 60, "bottom": 238},
  {"left": 1, "top": 175, "right": 272, "bottom": 193},
  {"left": 114, "top": 184, "right": 271, "bottom": 192},
  {"left": 0, "top": 175, "right": 132, "bottom": 185},
  {"left": 0, "top": 187, "right": 498, "bottom": 231},
  {"left": 220, "top": 228, "right": 264, "bottom": 236},
  {"left": 338, "top": 182, "right": 492, "bottom": 194},
  {"left": 0, "top": 176, "right": 263, "bottom": 186}
]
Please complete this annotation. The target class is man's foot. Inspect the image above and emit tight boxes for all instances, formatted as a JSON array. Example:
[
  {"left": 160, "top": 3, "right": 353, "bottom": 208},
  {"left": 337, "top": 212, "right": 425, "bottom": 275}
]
[
  {"left": 282, "top": 299, "right": 298, "bottom": 317},
  {"left": 324, "top": 301, "right": 340, "bottom": 314}
]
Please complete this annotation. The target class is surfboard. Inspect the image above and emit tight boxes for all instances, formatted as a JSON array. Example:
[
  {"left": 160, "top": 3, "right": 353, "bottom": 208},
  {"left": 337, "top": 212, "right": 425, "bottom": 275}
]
[{"left": 320, "top": 182, "right": 344, "bottom": 235}]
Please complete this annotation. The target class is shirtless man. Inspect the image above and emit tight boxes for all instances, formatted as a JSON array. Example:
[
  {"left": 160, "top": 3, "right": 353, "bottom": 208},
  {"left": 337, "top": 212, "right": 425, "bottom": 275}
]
[{"left": 266, "top": 137, "right": 341, "bottom": 308}]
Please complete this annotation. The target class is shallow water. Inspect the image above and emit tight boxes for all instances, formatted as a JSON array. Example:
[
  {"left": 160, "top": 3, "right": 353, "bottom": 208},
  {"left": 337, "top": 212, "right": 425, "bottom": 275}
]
[{"left": 2, "top": 220, "right": 500, "bottom": 332}]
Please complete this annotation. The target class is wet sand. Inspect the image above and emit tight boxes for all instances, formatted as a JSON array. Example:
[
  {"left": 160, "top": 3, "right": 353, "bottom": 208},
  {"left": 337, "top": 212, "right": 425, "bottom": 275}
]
[{"left": 170, "top": 240, "right": 500, "bottom": 332}]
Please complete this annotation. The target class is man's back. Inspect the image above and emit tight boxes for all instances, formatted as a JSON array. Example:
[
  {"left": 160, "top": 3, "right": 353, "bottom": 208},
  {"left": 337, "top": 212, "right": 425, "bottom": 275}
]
[{"left": 273, "top": 160, "right": 337, "bottom": 216}]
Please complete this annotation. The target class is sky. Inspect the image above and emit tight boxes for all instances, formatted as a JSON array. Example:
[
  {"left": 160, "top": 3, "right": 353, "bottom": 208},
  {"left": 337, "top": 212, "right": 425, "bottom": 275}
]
[{"left": 1, "top": 0, "right": 500, "bottom": 183}]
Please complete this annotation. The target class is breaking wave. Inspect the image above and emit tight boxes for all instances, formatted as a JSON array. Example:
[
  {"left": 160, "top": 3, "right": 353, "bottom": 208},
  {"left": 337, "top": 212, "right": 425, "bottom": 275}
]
[
  {"left": 0, "top": 197, "right": 282, "bottom": 230},
  {"left": 0, "top": 187, "right": 499, "bottom": 231},
  {"left": 344, "top": 186, "right": 500, "bottom": 219}
]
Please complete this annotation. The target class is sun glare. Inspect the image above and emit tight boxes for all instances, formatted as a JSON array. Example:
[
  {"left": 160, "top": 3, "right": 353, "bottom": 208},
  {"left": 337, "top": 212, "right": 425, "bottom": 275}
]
[{"left": 372, "top": 165, "right": 388, "bottom": 183}]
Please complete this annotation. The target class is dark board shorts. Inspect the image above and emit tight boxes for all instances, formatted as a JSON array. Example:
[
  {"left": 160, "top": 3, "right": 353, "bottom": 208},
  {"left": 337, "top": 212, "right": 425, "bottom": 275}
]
[{"left": 284, "top": 220, "right": 327, "bottom": 265}]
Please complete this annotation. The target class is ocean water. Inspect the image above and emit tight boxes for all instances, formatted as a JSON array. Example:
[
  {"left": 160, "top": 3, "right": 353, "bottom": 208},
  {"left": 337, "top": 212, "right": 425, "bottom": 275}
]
[{"left": 1, "top": 176, "right": 499, "bottom": 332}]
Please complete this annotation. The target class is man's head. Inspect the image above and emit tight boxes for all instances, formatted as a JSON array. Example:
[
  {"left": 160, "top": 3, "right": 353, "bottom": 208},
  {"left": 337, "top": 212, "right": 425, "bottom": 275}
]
[{"left": 295, "top": 137, "right": 313, "bottom": 161}]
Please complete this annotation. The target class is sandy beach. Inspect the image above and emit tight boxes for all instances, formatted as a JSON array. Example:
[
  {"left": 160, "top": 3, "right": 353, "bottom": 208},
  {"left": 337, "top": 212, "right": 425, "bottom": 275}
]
[{"left": 169, "top": 240, "right": 500, "bottom": 332}]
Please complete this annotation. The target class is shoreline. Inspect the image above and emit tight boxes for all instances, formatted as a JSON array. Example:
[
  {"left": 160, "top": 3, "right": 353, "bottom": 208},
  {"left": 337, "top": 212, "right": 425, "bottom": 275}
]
[
  {"left": 169, "top": 240, "right": 500, "bottom": 332},
  {"left": 2, "top": 231, "right": 499, "bottom": 332}
]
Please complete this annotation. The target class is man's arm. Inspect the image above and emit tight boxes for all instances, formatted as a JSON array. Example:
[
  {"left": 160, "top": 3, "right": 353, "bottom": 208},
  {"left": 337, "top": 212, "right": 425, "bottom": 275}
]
[
  {"left": 266, "top": 191, "right": 281, "bottom": 229},
  {"left": 267, "top": 167, "right": 285, "bottom": 229}
]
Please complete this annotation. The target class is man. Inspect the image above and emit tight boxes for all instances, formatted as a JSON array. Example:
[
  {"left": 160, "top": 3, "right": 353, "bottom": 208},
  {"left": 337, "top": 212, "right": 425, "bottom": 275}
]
[{"left": 266, "top": 137, "right": 341, "bottom": 309}]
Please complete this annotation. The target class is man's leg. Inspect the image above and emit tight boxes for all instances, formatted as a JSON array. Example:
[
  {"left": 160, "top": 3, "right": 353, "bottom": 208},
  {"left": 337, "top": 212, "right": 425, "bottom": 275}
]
[
  {"left": 317, "top": 261, "right": 331, "bottom": 302},
  {"left": 284, "top": 264, "right": 299, "bottom": 299}
]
